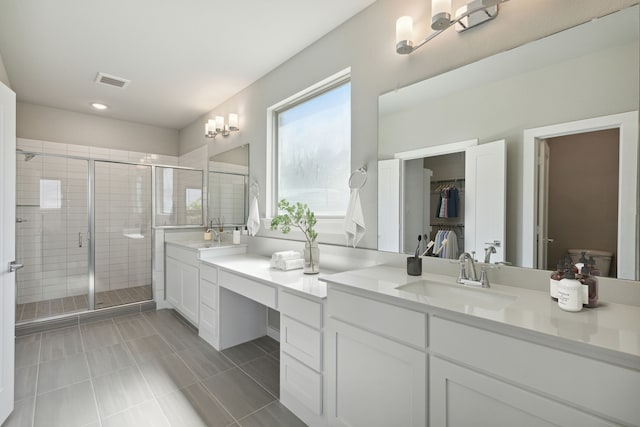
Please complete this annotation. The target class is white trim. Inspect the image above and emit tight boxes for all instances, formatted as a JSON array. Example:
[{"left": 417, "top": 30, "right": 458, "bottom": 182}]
[
  {"left": 522, "top": 111, "right": 638, "bottom": 279},
  {"left": 267, "top": 325, "right": 280, "bottom": 342},
  {"left": 265, "top": 67, "right": 352, "bottom": 218},
  {"left": 394, "top": 139, "right": 477, "bottom": 160}
]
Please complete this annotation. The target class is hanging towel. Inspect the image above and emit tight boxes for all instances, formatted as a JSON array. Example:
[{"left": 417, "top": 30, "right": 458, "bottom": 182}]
[
  {"left": 247, "top": 196, "right": 261, "bottom": 236},
  {"left": 344, "top": 188, "right": 366, "bottom": 247}
]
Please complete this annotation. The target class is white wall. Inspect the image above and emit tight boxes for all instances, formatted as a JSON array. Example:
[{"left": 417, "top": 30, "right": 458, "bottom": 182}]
[
  {"left": 178, "top": 0, "right": 637, "bottom": 250},
  {"left": 18, "top": 102, "right": 179, "bottom": 156}
]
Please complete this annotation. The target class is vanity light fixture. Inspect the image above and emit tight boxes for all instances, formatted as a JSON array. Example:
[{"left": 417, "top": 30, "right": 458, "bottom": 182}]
[
  {"left": 205, "top": 113, "right": 239, "bottom": 138},
  {"left": 396, "top": 0, "right": 509, "bottom": 55}
]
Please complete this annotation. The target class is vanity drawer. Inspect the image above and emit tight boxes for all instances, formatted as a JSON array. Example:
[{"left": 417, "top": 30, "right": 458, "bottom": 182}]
[
  {"left": 200, "top": 277, "right": 217, "bottom": 309},
  {"left": 328, "top": 288, "right": 426, "bottom": 348},
  {"left": 219, "top": 270, "right": 277, "bottom": 309},
  {"left": 281, "top": 315, "right": 322, "bottom": 371},
  {"left": 199, "top": 303, "right": 218, "bottom": 348},
  {"left": 200, "top": 263, "right": 218, "bottom": 284},
  {"left": 165, "top": 244, "right": 198, "bottom": 266},
  {"left": 281, "top": 352, "right": 323, "bottom": 416},
  {"left": 430, "top": 316, "right": 640, "bottom": 425},
  {"left": 279, "top": 290, "right": 323, "bottom": 329}
]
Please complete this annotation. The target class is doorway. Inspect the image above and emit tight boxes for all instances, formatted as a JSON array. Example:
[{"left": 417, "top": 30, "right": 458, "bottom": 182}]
[
  {"left": 522, "top": 111, "right": 639, "bottom": 279},
  {"left": 539, "top": 129, "right": 619, "bottom": 276}
]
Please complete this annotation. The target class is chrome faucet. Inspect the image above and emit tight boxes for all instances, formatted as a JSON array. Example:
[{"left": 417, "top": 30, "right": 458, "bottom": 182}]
[
  {"left": 484, "top": 245, "right": 497, "bottom": 264},
  {"left": 457, "top": 252, "right": 478, "bottom": 282},
  {"left": 456, "top": 252, "right": 490, "bottom": 288}
]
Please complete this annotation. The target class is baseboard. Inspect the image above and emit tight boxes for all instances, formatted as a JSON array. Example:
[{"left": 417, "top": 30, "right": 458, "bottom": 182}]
[{"left": 267, "top": 325, "right": 280, "bottom": 342}]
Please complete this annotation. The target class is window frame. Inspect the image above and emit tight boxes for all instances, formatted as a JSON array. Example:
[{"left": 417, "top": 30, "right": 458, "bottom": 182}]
[{"left": 266, "top": 67, "right": 352, "bottom": 221}]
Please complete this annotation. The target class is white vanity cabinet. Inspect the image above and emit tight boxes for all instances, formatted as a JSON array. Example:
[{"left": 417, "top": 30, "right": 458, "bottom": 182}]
[
  {"left": 198, "top": 262, "right": 219, "bottom": 348},
  {"left": 279, "top": 289, "right": 325, "bottom": 427},
  {"left": 429, "top": 316, "right": 640, "bottom": 426},
  {"left": 326, "top": 287, "right": 427, "bottom": 427},
  {"left": 165, "top": 244, "right": 200, "bottom": 325}
]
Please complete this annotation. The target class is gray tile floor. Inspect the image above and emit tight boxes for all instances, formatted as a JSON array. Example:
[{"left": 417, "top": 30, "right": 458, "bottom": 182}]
[{"left": 3, "top": 309, "right": 306, "bottom": 427}]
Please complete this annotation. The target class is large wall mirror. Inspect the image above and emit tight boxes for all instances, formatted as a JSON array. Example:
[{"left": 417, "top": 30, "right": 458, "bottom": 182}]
[
  {"left": 378, "top": 5, "right": 639, "bottom": 280},
  {"left": 208, "top": 144, "right": 249, "bottom": 227}
]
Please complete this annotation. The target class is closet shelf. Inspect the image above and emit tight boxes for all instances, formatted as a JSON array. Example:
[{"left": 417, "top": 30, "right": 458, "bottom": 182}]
[{"left": 431, "top": 178, "right": 465, "bottom": 184}]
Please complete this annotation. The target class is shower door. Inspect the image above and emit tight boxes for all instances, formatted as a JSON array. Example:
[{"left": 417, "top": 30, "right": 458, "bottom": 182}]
[
  {"left": 93, "top": 161, "right": 152, "bottom": 309},
  {"left": 15, "top": 153, "right": 90, "bottom": 321}
]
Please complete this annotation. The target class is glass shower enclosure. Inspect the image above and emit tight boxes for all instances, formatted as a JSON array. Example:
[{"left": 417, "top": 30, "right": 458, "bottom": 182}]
[{"left": 15, "top": 152, "right": 154, "bottom": 323}]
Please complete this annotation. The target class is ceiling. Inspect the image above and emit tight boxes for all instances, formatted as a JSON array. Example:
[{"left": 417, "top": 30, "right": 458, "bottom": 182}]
[{"left": 0, "top": 0, "right": 375, "bottom": 130}]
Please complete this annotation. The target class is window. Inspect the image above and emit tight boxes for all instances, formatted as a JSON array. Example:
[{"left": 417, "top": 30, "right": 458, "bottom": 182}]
[
  {"left": 40, "top": 179, "right": 62, "bottom": 209},
  {"left": 273, "top": 72, "right": 351, "bottom": 217}
]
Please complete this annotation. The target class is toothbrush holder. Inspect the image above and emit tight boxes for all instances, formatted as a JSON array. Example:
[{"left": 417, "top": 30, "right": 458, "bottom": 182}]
[{"left": 407, "top": 256, "right": 422, "bottom": 276}]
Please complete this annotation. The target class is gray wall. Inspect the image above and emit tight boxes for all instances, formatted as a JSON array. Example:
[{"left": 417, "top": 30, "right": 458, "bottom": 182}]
[
  {"left": 178, "top": 0, "right": 637, "bottom": 250},
  {"left": 0, "top": 52, "right": 9, "bottom": 88},
  {"left": 18, "top": 102, "right": 179, "bottom": 156}
]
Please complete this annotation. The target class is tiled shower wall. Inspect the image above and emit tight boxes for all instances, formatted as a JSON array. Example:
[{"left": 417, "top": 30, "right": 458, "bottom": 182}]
[
  {"left": 15, "top": 138, "right": 181, "bottom": 304},
  {"left": 16, "top": 153, "right": 89, "bottom": 303},
  {"left": 94, "top": 162, "right": 152, "bottom": 294},
  {"left": 209, "top": 172, "right": 247, "bottom": 225}
]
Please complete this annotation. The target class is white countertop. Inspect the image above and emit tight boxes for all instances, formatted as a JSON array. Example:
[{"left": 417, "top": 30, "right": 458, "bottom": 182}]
[
  {"left": 325, "top": 265, "right": 640, "bottom": 359},
  {"left": 201, "top": 254, "right": 331, "bottom": 300},
  {"left": 165, "top": 240, "right": 248, "bottom": 252}
]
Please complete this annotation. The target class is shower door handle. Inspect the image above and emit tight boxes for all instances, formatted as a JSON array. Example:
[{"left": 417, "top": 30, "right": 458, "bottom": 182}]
[
  {"left": 78, "top": 232, "right": 83, "bottom": 248},
  {"left": 9, "top": 261, "right": 24, "bottom": 273}
]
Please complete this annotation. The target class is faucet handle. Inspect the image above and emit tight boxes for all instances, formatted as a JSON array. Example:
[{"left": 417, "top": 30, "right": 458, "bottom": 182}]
[{"left": 479, "top": 267, "right": 490, "bottom": 288}]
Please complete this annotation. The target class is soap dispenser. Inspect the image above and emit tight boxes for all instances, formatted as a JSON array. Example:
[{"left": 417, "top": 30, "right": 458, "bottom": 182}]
[
  {"left": 579, "top": 264, "right": 599, "bottom": 308},
  {"left": 587, "top": 256, "right": 601, "bottom": 276},
  {"left": 233, "top": 227, "right": 241, "bottom": 244},
  {"left": 549, "top": 260, "right": 565, "bottom": 301},
  {"left": 558, "top": 264, "right": 583, "bottom": 312}
]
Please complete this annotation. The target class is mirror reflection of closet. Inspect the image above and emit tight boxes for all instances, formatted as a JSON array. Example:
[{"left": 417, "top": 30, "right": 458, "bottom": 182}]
[
  {"left": 404, "top": 152, "right": 465, "bottom": 258},
  {"left": 208, "top": 144, "right": 249, "bottom": 227}
]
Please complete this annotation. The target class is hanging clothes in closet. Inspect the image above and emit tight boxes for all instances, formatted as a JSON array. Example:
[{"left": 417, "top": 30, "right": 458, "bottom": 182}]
[
  {"left": 435, "top": 184, "right": 460, "bottom": 218},
  {"left": 433, "top": 229, "right": 459, "bottom": 259}
]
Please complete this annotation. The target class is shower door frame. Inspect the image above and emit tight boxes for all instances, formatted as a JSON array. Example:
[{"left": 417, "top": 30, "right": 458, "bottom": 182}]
[{"left": 14, "top": 152, "right": 162, "bottom": 322}]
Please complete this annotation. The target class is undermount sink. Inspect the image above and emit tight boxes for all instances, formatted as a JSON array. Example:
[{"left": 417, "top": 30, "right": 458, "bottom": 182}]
[{"left": 396, "top": 280, "right": 517, "bottom": 311}]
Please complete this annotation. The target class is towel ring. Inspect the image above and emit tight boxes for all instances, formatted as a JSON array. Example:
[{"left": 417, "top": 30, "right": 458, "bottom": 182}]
[{"left": 348, "top": 166, "right": 367, "bottom": 189}]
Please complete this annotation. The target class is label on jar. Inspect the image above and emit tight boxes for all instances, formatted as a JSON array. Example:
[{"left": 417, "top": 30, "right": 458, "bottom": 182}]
[{"left": 558, "top": 280, "right": 582, "bottom": 312}]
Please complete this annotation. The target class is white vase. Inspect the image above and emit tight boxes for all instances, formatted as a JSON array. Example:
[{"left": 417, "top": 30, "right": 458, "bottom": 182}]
[{"left": 304, "top": 241, "right": 320, "bottom": 274}]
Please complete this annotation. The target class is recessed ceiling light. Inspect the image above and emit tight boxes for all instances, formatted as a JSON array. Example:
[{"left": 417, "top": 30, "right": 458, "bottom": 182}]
[{"left": 91, "top": 102, "right": 109, "bottom": 110}]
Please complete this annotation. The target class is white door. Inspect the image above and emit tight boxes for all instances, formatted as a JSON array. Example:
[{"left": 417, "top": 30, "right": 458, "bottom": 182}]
[
  {"left": 465, "top": 140, "right": 506, "bottom": 263},
  {"left": 536, "top": 140, "right": 551, "bottom": 269},
  {"left": 0, "top": 82, "right": 16, "bottom": 423},
  {"left": 377, "top": 159, "right": 402, "bottom": 252}
]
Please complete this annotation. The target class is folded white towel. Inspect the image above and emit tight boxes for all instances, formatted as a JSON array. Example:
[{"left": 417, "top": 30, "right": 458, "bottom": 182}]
[
  {"left": 271, "top": 250, "right": 302, "bottom": 261},
  {"left": 280, "top": 259, "right": 305, "bottom": 271},
  {"left": 270, "top": 257, "right": 304, "bottom": 271},
  {"left": 343, "top": 189, "right": 366, "bottom": 248},
  {"left": 247, "top": 196, "right": 261, "bottom": 236}
]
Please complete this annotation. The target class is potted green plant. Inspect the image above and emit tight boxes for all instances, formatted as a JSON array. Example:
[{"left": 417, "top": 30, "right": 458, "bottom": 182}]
[{"left": 270, "top": 199, "right": 319, "bottom": 274}]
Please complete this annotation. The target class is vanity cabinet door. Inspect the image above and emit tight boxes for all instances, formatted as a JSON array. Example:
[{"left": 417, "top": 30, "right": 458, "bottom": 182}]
[
  {"left": 165, "top": 257, "right": 182, "bottom": 308},
  {"left": 165, "top": 257, "right": 199, "bottom": 326},
  {"left": 180, "top": 263, "right": 199, "bottom": 324},
  {"left": 327, "top": 318, "right": 426, "bottom": 427},
  {"left": 430, "top": 357, "right": 617, "bottom": 427}
]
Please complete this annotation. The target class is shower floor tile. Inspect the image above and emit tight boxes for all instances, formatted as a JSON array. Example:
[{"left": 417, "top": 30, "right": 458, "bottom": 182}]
[{"left": 16, "top": 285, "right": 152, "bottom": 323}]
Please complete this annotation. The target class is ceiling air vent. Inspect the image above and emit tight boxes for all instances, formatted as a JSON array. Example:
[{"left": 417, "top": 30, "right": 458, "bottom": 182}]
[{"left": 94, "top": 72, "right": 130, "bottom": 89}]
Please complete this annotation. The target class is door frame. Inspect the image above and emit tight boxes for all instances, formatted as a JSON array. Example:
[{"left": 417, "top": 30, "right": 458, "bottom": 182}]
[
  {"left": 0, "top": 82, "right": 16, "bottom": 424},
  {"left": 521, "top": 111, "right": 639, "bottom": 279}
]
